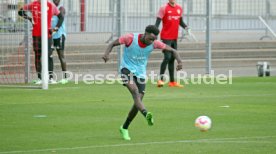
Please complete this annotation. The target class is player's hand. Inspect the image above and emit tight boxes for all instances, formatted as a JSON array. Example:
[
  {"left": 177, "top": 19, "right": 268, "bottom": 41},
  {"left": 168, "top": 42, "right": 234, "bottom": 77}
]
[
  {"left": 51, "top": 27, "right": 59, "bottom": 34},
  {"left": 49, "top": 27, "right": 59, "bottom": 35},
  {"left": 102, "top": 54, "right": 110, "bottom": 63},
  {"left": 185, "top": 27, "right": 191, "bottom": 36},
  {"left": 53, "top": 27, "right": 59, "bottom": 32},
  {"left": 176, "top": 62, "right": 182, "bottom": 71}
]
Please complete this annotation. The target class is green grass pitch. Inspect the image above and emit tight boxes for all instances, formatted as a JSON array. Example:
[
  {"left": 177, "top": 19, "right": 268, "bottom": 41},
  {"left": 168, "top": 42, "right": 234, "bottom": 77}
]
[{"left": 0, "top": 77, "right": 276, "bottom": 154}]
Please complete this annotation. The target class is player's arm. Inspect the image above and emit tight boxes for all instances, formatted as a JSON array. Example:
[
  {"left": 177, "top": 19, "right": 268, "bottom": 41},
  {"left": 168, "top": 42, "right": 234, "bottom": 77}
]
[
  {"left": 54, "top": 13, "right": 64, "bottom": 31},
  {"left": 18, "top": 8, "right": 33, "bottom": 24},
  {"left": 155, "top": 5, "right": 165, "bottom": 28},
  {"left": 164, "top": 45, "right": 183, "bottom": 70},
  {"left": 180, "top": 17, "right": 191, "bottom": 35},
  {"left": 56, "top": 6, "right": 65, "bottom": 28},
  {"left": 155, "top": 40, "right": 183, "bottom": 70},
  {"left": 52, "top": 6, "right": 65, "bottom": 32},
  {"left": 102, "top": 39, "right": 120, "bottom": 63},
  {"left": 155, "top": 17, "right": 162, "bottom": 28},
  {"left": 180, "top": 17, "right": 188, "bottom": 29}
]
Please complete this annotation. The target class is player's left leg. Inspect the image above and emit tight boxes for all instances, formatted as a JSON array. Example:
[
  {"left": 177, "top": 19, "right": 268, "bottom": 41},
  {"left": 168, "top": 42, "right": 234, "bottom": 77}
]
[
  {"left": 135, "top": 78, "right": 154, "bottom": 126},
  {"left": 168, "top": 40, "right": 177, "bottom": 82},
  {"left": 124, "top": 78, "right": 148, "bottom": 116},
  {"left": 56, "top": 35, "right": 68, "bottom": 84},
  {"left": 168, "top": 40, "right": 183, "bottom": 87},
  {"left": 168, "top": 55, "right": 175, "bottom": 82},
  {"left": 57, "top": 35, "right": 67, "bottom": 74}
]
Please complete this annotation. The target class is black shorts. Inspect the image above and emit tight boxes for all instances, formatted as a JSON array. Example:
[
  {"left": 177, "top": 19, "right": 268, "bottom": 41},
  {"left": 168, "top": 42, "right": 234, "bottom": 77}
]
[
  {"left": 162, "top": 39, "right": 177, "bottom": 50},
  {"left": 121, "top": 68, "right": 146, "bottom": 94},
  {"left": 53, "top": 34, "right": 66, "bottom": 51},
  {"left": 33, "top": 36, "right": 53, "bottom": 55}
]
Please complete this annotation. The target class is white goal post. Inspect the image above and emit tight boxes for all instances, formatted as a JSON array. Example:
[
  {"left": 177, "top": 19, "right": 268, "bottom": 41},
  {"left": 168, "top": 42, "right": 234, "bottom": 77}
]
[{"left": 41, "top": 0, "right": 48, "bottom": 89}]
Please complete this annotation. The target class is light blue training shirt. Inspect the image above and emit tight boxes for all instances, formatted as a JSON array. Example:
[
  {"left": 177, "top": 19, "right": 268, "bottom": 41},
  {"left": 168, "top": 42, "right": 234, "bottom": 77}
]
[
  {"left": 120, "top": 33, "right": 154, "bottom": 79},
  {"left": 51, "top": 5, "right": 66, "bottom": 39}
]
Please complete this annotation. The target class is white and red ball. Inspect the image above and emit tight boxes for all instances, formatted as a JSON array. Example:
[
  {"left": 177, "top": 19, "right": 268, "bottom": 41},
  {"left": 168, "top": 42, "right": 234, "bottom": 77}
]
[{"left": 195, "top": 116, "right": 212, "bottom": 131}]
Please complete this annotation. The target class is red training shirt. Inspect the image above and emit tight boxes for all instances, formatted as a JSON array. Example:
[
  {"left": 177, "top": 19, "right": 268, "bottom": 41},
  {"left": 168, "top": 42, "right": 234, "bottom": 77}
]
[
  {"left": 23, "top": 0, "right": 60, "bottom": 37},
  {"left": 157, "top": 3, "right": 183, "bottom": 40}
]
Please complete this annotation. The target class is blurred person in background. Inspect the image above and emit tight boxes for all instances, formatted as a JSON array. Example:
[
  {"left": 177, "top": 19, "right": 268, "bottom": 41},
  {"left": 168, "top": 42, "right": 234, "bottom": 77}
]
[
  {"left": 155, "top": 0, "right": 190, "bottom": 88},
  {"left": 18, "top": 0, "right": 64, "bottom": 84},
  {"left": 51, "top": 0, "right": 68, "bottom": 84}
]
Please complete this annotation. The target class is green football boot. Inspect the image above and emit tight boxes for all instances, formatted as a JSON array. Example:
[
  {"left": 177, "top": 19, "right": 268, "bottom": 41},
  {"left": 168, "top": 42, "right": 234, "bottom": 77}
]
[
  {"left": 146, "top": 112, "right": 154, "bottom": 126},
  {"left": 119, "top": 126, "right": 131, "bottom": 141},
  {"left": 59, "top": 79, "right": 69, "bottom": 84}
]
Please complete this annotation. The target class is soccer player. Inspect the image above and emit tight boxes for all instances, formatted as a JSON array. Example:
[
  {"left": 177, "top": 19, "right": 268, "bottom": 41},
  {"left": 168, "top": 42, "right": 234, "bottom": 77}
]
[
  {"left": 18, "top": 0, "right": 64, "bottom": 84},
  {"left": 102, "top": 25, "right": 183, "bottom": 140},
  {"left": 51, "top": 0, "right": 68, "bottom": 84},
  {"left": 155, "top": 0, "right": 189, "bottom": 88}
]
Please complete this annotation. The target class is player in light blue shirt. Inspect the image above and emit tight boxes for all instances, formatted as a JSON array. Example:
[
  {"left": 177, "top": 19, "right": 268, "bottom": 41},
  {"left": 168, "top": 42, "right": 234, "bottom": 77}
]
[
  {"left": 103, "top": 25, "right": 183, "bottom": 140},
  {"left": 51, "top": 0, "right": 68, "bottom": 84}
]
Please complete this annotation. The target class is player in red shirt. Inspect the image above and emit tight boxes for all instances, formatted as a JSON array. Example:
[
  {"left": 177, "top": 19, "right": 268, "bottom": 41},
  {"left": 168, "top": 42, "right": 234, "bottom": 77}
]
[
  {"left": 155, "top": 0, "right": 189, "bottom": 88},
  {"left": 18, "top": 0, "right": 64, "bottom": 84}
]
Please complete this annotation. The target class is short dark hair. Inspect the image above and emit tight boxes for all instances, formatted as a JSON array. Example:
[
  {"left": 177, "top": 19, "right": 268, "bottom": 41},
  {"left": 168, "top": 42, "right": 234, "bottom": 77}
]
[{"left": 145, "top": 25, "right": 159, "bottom": 36}]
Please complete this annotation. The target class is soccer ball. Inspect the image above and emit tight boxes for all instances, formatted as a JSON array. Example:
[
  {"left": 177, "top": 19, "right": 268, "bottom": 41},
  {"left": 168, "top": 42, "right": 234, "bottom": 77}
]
[{"left": 195, "top": 116, "right": 212, "bottom": 131}]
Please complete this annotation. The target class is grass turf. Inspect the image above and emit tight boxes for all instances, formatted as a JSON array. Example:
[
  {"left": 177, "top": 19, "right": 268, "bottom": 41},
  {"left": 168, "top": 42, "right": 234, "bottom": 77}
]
[{"left": 0, "top": 77, "right": 276, "bottom": 154}]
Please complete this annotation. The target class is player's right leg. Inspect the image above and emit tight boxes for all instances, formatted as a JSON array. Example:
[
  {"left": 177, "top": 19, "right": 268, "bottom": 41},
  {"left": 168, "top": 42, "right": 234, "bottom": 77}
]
[
  {"left": 55, "top": 35, "right": 68, "bottom": 84},
  {"left": 121, "top": 69, "right": 153, "bottom": 119},
  {"left": 121, "top": 68, "right": 146, "bottom": 113},
  {"left": 48, "top": 38, "right": 57, "bottom": 84},
  {"left": 119, "top": 126, "right": 131, "bottom": 140},
  {"left": 120, "top": 105, "right": 138, "bottom": 140}
]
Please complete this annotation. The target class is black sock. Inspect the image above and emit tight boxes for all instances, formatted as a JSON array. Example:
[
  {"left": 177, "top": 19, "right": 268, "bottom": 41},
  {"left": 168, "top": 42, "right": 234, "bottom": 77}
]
[
  {"left": 38, "top": 73, "right": 41, "bottom": 80},
  {"left": 141, "top": 109, "right": 147, "bottom": 117},
  {"left": 123, "top": 118, "right": 132, "bottom": 129},
  {"left": 63, "top": 71, "right": 67, "bottom": 79},
  {"left": 168, "top": 61, "right": 175, "bottom": 82}
]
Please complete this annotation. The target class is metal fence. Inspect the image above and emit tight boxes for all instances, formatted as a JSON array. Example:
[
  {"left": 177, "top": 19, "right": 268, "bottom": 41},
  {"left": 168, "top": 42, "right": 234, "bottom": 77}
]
[
  {"left": 1, "top": 0, "right": 276, "bottom": 42},
  {"left": 60, "top": 0, "right": 276, "bottom": 32},
  {"left": 75, "top": 0, "right": 274, "bottom": 42},
  {"left": 65, "top": 0, "right": 276, "bottom": 42}
]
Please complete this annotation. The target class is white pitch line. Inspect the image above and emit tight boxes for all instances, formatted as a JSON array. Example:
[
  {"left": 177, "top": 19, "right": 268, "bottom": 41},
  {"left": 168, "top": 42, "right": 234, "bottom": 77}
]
[
  {"left": 0, "top": 99, "right": 103, "bottom": 106},
  {"left": 50, "top": 87, "right": 81, "bottom": 90},
  {"left": 0, "top": 136, "right": 275, "bottom": 154},
  {"left": 146, "top": 93, "right": 275, "bottom": 100}
]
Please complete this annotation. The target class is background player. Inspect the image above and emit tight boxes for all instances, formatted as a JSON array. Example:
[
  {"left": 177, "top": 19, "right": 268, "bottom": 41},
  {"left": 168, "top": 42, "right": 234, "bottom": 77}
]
[
  {"left": 155, "top": 0, "right": 190, "bottom": 88},
  {"left": 18, "top": 0, "right": 64, "bottom": 84},
  {"left": 51, "top": 0, "right": 68, "bottom": 84}
]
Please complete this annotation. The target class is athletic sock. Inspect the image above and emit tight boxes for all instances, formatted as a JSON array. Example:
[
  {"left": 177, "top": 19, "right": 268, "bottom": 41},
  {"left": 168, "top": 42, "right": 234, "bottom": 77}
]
[
  {"left": 63, "top": 71, "right": 67, "bottom": 79},
  {"left": 38, "top": 73, "right": 41, "bottom": 80},
  {"left": 122, "top": 118, "right": 132, "bottom": 129},
  {"left": 141, "top": 109, "right": 148, "bottom": 117},
  {"left": 168, "top": 62, "right": 175, "bottom": 82}
]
